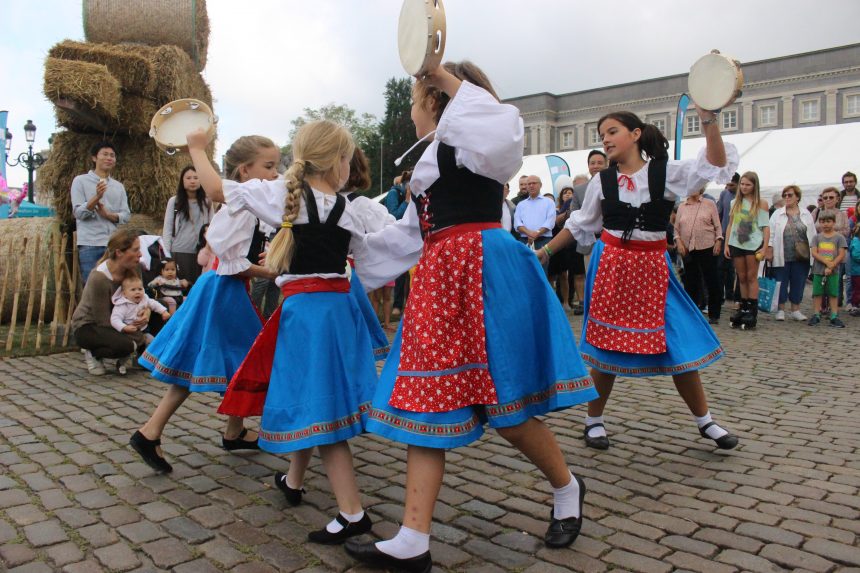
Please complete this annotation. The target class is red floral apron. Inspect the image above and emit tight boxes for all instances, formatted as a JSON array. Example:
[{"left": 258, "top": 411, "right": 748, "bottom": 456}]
[
  {"left": 390, "top": 223, "right": 501, "bottom": 413},
  {"left": 586, "top": 231, "right": 669, "bottom": 355}
]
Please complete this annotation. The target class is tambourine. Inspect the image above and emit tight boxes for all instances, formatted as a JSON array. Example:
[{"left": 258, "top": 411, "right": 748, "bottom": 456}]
[
  {"left": 398, "top": 0, "right": 446, "bottom": 77},
  {"left": 688, "top": 50, "right": 744, "bottom": 111},
  {"left": 149, "top": 98, "right": 217, "bottom": 155}
]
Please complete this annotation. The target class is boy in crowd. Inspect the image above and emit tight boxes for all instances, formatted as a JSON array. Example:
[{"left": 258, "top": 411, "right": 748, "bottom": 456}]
[{"left": 809, "top": 210, "right": 848, "bottom": 327}]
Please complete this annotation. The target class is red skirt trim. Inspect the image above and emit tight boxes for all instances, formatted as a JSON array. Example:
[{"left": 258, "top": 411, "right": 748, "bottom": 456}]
[{"left": 218, "top": 277, "right": 350, "bottom": 417}]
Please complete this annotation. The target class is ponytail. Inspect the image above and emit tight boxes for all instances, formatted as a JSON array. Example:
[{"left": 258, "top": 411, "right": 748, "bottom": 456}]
[
  {"left": 265, "top": 160, "right": 306, "bottom": 274},
  {"left": 597, "top": 111, "right": 669, "bottom": 161}
]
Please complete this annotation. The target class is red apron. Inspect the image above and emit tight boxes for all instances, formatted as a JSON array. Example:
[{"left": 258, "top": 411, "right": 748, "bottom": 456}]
[
  {"left": 218, "top": 277, "right": 351, "bottom": 417},
  {"left": 390, "top": 223, "right": 501, "bottom": 413},
  {"left": 585, "top": 231, "right": 669, "bottom": 355}
]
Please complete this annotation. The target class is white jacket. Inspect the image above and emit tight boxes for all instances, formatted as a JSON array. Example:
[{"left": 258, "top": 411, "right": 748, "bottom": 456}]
[{"left": 768, "top": 207, "right": 816, "bottom": 267}]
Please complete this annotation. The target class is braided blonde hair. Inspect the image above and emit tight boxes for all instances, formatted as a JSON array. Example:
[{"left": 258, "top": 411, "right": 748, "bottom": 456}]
[{"left": 266, "top": 120, "right": 355, "bottom": 274}]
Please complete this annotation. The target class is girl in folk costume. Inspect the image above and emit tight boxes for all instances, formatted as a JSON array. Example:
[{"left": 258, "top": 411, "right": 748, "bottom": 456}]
[
  {"left": 539, "top": 110, "right": 740, "bottom": 452},
  {"left": 345, "top": 63, "right": 599, "bottom": 573},
  {"left": 129, "top": 136, "right": 280, "bottom": 474},
  {"left": 190, "top": 121, "right": 380, "bottom": 544}
]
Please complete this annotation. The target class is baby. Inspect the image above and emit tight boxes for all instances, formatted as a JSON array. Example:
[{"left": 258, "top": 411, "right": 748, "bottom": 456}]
[
  {"left": 147, "top": 259, "right": 189, "bottom": 313},
  {"left": 111, "top": 276, "right": 170, "bottom": 374}
]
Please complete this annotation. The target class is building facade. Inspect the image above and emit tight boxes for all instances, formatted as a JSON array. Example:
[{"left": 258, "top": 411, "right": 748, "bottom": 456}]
[{"left": 505, "top": 44, "right": 860, "bottom": 156}]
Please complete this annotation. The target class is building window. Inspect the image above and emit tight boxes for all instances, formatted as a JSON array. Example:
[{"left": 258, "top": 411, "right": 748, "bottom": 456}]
[
  {"left": 686, "top": 115, "right": 700, "bottom": 135},
  {"left": 845, "top": 93, "right": 860, "bottom": 118},
  {"left": 722, "top": 110, "right": 737, "bottom": 131},
  {"left": 759, "top": 104, "right": 777, "bottom": 127},
  {"left": 524, "top": 131, "right": 530, "bottom": 152},
  {"left": 589, "top": 127, "right": 600, "bottom": 146},
  {"left": 561, "top": 130, "right": 573, "bottom": 149},
  {"left": 799, "top": 99, "right": 820, "bottom": 123},
  {"left": 651, "top": 118, "right": 666, "bottom": 135}
]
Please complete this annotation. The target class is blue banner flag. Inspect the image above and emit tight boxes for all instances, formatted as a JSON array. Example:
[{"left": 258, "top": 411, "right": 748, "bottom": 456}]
[
  {"left": 674, "top": 94, "right": 690, "bottom": 160},
  {"left": 0, "top": 110, "right": 8, "bottom": 180},
  {"left": 545, "top": 154, "right": 570, "bottom": 197}
]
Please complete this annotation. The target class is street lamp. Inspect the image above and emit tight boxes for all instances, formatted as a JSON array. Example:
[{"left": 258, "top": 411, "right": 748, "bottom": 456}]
[{"left": 5, "top": 119, "right": 45, "bottom": 203}]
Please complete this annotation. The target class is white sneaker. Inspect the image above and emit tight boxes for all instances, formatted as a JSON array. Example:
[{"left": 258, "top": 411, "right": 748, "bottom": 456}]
[
  {"left": 84, "top": 351, "right": 106, "bottom": 376},
  {"left": 117, "top": 356, "right": 130, "bottom": 375},
  {"left": 789, "top": 310, "right": 808, "bottom": 321},
  {"left": 774, "top": 310, "right": 785, "bottom": 321}
]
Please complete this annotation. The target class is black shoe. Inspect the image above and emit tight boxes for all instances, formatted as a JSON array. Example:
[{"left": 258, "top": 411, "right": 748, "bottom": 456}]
[
  {"left": 573, "top": 303, "right": 584, "bottom": 316},
  {"left": 545, "top": 475, "right": 586, "bottom": 548},
  {"left": 129, "top": 431, "right": 173, "bottom": 474},
  {"left": 345, "top": 539, "right": 432, "bottom": 573},
  {"left": 274, "top": 472, "right": 304, "bottom": 506},
  {"left": 222, "top": 428, "right": 260, "bottom": 451},
  {"left": 583, "top": 423, "right": 610, "bottom": 450},
  {"left": 308, "top": 512, "right": 372, "bottom": 544},
  {"left": 699, "top": 422, "right": 739, "bottom": 450}
]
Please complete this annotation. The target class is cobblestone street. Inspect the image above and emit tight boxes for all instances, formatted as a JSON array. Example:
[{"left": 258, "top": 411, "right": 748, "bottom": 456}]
[{"left": 1, "top": 307, "right": 859, "bottom": 572}]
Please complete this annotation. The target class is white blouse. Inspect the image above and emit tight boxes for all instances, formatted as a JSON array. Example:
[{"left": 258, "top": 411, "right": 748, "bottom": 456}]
[
  {"left": 205, "top": 206, "right": 260, "bottom": 276},
  {"left": 564, "top": 145, "right": 740, "bottom": 246},
  {"left": 337, "top": 192, "right": 395, "bottom": 233}
]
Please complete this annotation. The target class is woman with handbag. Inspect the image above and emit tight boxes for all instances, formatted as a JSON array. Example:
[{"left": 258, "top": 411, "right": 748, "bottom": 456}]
[{"left": 766, "top": 185, "right": 816, "bottom": 321}]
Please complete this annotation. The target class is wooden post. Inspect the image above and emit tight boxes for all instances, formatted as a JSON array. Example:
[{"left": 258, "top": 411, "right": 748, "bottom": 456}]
[
  {"left": 49, "top": 233, "right": 68, "bottom": 348},
  {"left": 35, "top": 240, "right": 50, "bottom": 350},
  {"left": 0, "top": 241, "right": 13, "bottom": 328},
  {"left": 21, "top": 235, "right": 41, "bottom": 349},
  {"left": 6, "top": 238, "right": 27, "bottom": 352}
]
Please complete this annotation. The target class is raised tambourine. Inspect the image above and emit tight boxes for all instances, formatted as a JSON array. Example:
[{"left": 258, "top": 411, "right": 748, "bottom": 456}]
[
  {"left": 398, "top": 0, "right": 446, "bottom": 77},
  {"left": 688, "top": 50, "right": 744, "bottom": 112},
  {"left": 149, "top": 98, "right": 217, "bottom": 155}
]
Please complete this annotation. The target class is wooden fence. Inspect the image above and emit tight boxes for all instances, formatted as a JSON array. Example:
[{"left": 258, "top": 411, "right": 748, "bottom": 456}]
[{"left": 0, "top": 230, "right": 80, "bottom": 357}]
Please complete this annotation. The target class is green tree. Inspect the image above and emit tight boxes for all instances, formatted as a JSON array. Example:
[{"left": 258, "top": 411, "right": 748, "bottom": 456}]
[
  {"left": 376, "top": 77, "right": 419, "bottom": 196},
  {"left": 281, "top": 103, "right": 379, "bottom": 171}
]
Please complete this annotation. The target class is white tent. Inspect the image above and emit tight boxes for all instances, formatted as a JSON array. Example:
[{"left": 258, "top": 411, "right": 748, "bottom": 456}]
[{"left": 512, "top": 122, "right": 860, "bottom": 209}]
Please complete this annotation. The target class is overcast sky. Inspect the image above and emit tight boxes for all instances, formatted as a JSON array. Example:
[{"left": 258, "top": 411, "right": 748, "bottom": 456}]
[{"left": 1, "top": 0, "right": 858, "bottom": 188}]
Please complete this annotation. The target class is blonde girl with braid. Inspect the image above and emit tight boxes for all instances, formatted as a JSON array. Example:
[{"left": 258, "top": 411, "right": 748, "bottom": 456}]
[
  {"left": 188, "top": 121, "right": 379, "bottom": 545},
  {"left": 131, "top": 136, "right": 280, "bottom": 475}
]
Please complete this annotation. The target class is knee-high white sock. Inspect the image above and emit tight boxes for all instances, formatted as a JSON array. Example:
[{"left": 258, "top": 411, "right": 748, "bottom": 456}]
[
  {"left": 694, "top": 411, "right": 728, "bottom": 439},
  {"left": 553, "top": 471, "right": 582, "bottom": 520},
  {"left": 375, "top": 525, "right": 430, "bottom": 559},
  {"left": 585, "top": 415, "right": 606, "bottom": 438},
  {"left": 325, "top": 510, "right": 364, "bottom": 533}
]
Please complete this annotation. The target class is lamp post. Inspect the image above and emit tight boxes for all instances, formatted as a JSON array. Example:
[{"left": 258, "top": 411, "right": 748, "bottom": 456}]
[{"left": 5, "top": 120, "right": 45, "bottom": 203}]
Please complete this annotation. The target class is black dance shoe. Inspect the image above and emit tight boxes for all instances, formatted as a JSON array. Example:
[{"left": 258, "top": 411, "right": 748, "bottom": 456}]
[
  {"left": 545, "top": 475, "right": 586, "bottom": 548},
  {"left": 344, "top": 539, "right": 432, "bottom": 573},
  {"left": 129, "top": 431, "right": 173, "bottom": 474},
  {"left": 274, "top": 472, "right": 304, "bottom": 506},
  {"left": 308, "top": 512, "right": 372, "bottom": 544},
  {"left": 699, "top": 422, "right": 739, "bottom": 450},
  {"left": 222, "top": 428, "right": 260, "bottom": 451},
  {"left": 583, "top": 423, "right": 610, "bottom": 450}
]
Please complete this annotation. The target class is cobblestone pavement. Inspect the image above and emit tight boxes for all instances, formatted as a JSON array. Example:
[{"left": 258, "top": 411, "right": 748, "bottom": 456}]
[{"left": 1, "top": 304, "right": 859, "bottom": 573}]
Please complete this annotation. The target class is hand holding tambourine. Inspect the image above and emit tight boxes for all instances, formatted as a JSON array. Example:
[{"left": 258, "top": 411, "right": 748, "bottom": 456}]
[
  {"left": 149, "top": 98, "right": 217, "bottom": 155},
  {"left": 398, "top": 0, "right": 446, "bottom": 77},
  {"left": 185, "top": 128, "right": 213, "bottom": 152},
  {"left": 688, "top": 50, "right": 744, "bottom": 112}
]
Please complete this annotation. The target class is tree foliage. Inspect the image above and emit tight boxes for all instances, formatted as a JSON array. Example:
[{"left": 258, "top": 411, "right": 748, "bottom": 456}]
[{"left": 281, "top": 103, "right": 379, "bottom": 167}]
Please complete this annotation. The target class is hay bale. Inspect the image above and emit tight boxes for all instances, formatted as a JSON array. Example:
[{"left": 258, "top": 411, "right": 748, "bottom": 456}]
[
  {"left": 56, "top": 94, "right": 160, "bottom": 135},
  {"left": 43, "top": 57, "right": 121, "bottom": 120},
  {"left": 83, "top": 0, "right": 209, "bottom": 71},
  {"left": 38, "top": 131, "right": 214, "bottom": 224},
  {"left": 49, "top": 40, "right": 154, "bottom": 96}
]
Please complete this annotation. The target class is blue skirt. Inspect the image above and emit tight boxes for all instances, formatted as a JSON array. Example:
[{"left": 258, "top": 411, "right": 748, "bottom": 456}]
[
  {"left": 350, "top": 271, "right": 390, "bottom": 361},
  {"left": 580, "top": 240, "right": 723, "bottom": 376},
  {"left": 365, "top": 228, "right": 598, "bottom": 449},
  {"left": 258, "top": 291, "right": 377, "bottom": 453},
  {"left": 139, "top": 271, "right": 262, "bottom": 392}
]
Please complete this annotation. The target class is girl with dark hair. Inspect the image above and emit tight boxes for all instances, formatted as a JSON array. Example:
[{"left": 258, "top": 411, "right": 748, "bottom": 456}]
[
  {"left": 539, "top": 109, "right": 740, "bottom": 453},
  {"left": 162, "top": 166, "right": 214, "bottom": 284},
  {"left": 345, "top": 62, "right": 598, "bottom": 570}
]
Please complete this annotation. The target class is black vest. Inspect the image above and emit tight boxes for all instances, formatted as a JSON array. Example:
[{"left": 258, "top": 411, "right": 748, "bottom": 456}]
[
  {"left": 413, "top": 142, "right": 503, "bottom": 238},
  {"left": 289, "top": 187, "right": 351, "bottom": 275},
  {"left": 246, "top": 219, "right": 267, "bottom": 264},
  {"left": 600, "top": 159, "right": 674, "bottom": 240}
]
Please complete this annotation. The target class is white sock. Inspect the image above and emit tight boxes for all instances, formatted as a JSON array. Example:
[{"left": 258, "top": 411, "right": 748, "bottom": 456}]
[
  {"left": 585, "top": 416, "right": 606, "bottom": 438},
  {"left": 325, "top": 510, "right": 364, "bottom": 533},
  {"left": 694, "top": 412, "right": 728, "bottom": 440},
  {"left": 375, "top": 526, "right": 430, "bottom": 559},
  {"left": 553, "top": 471, "right": 582, "bottom": 520}
]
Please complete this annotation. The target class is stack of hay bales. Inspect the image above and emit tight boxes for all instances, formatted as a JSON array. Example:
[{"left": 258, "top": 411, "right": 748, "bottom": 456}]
[{"left": 38, "top": 0, "right": 214, "bottom": 227}]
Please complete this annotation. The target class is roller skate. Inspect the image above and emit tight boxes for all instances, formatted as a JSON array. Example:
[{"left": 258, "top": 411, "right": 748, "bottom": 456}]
[
  {"left": 729, "top": 299, "right": 746, "bottom": 328},
  {"left": 740, "top": 298, "right": 758, "bottom": 330}
]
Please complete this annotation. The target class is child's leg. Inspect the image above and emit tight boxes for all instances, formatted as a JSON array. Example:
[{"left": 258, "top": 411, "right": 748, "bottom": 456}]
[
  {"left": 318, "top": 441, "right": 362, "bottom": 514},
  {"left": 584, "top": 369, "right": 617, "bottom": 442},
  {"left": 286, "top": 448, "right": 313, "bottom": 490},
  {"left": 828, "top": 295, "right": 839, "bottom": 315},
  {"left": 496, "top": 418, "right": 577, "bottom": 491},
  {"left": 673, "top": 371, "right": 737, "bottom": 447},
  {"left": 812, "top": 295, "right": 822, "bottom": 314},
  {"left": 732, "top": 256, "right": 749, "bottom": 298},
  {"left": 165, "top": 297, "right": 177, "bottom": 314},
  {"left": 224, "top": 416, "right": 257, "bottom": 441},
  {"left": 140, "top": 384, "right": 191, "bottom": 440},
  {"left": 382, "top": 286, "right": 394, "bottom": 328},
  {"left": 744, "top": 255, "right": 760, "bottom": 299}
]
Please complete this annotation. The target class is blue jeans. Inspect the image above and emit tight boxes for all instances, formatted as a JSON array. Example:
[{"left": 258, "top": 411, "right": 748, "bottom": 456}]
[
  {"left": 78, "top": 245, "right": 106, "bottom": 284},
  {"left": 773, "top": 261, "right": 808, "bottom": 306}
]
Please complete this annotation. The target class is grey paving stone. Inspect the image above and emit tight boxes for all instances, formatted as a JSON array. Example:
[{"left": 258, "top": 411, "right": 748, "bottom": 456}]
[
  {"left": 93, "top": 542, "right": 141, "bottom": 572},
  {"left": 23, "top": 520, "right": 68, "bottom": 547}
]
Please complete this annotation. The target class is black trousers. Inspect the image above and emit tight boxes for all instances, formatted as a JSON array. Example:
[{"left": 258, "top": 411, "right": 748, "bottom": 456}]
[
  {"left": 75, "top": 324, "right": 136, "bottom": 359},
  {"left": 718, "top": 253, "right": 736, "bottom": 302},
  {"left": 683, "top": 249, "right": 722, "bottom": 319}
]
